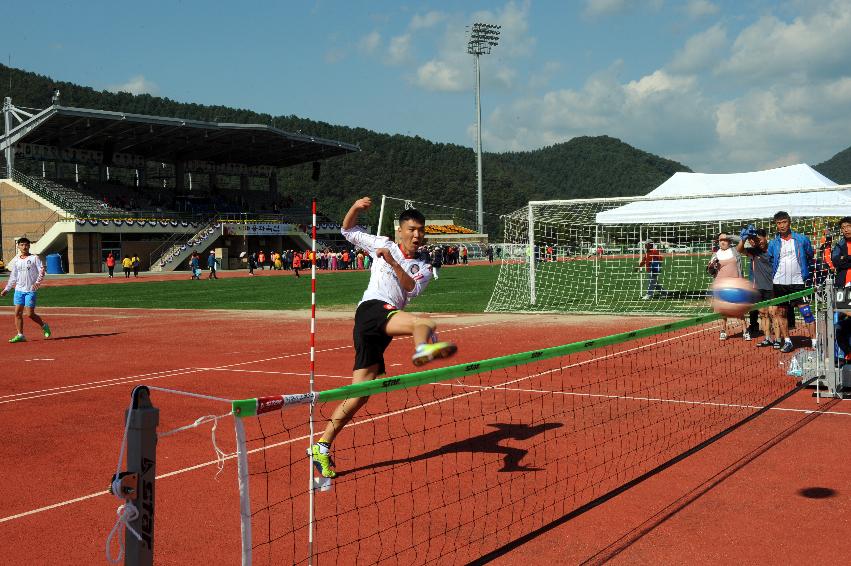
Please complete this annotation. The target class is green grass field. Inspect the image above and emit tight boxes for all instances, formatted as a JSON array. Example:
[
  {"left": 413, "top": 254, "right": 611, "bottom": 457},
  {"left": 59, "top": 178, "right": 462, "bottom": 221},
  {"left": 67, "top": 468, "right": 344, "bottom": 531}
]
[
  {"left": 23, "top": 255, "right": 718, "bottom": 315},
  {"left": 489, "top": 254, "right": 716, "bottom": 314},
  {"left": 32, "top": 265, "right": 503, "bottom": 312}
]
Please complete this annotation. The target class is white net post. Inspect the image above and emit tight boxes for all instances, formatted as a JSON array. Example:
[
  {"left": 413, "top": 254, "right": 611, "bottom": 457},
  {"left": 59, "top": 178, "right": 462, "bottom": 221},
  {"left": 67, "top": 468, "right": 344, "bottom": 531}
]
[
  {"left": 528, "top": 203, "right": 536, "bottom": 305},
  {"left": 377, "top": 194, "right": 387, "bottom": 239},
  {"left": 233, "top": 417, "right": 252, "bottom": 566},
  {"left": 593, "top": 224, "right": 599, "bottom": 306}
]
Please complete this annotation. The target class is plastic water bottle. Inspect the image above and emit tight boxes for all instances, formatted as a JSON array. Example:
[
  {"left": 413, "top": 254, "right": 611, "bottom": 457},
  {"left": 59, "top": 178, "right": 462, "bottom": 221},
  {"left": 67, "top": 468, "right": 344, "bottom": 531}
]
[{"left": 799, "top": 301, "right": 815, "bottom": 324}]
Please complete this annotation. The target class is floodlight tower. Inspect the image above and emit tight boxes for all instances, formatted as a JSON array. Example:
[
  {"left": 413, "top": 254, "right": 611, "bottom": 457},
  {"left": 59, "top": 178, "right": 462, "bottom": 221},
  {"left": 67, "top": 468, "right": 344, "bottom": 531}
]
[{"left": 467, "top": 22, "right": 500, "bottom": 235}]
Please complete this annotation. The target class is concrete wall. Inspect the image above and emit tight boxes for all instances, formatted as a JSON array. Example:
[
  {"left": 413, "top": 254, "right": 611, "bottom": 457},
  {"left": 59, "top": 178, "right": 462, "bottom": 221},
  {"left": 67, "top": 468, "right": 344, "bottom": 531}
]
[
  {"left": 66, "top": 233, "right": 102, "bottom": 274},
  {"left": 0, "top": 180, "right": 59, "bottom": 262}
]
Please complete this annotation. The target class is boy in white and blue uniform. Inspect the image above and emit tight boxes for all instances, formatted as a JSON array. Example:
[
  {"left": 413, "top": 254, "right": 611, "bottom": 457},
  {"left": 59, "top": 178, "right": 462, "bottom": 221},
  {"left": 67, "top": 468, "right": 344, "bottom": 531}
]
[
  {"left": 1, "top": 237, "right": 51, "bottom": 343},
  {"left": 308, "top": 196, "right": 458, "bottom": 478}
]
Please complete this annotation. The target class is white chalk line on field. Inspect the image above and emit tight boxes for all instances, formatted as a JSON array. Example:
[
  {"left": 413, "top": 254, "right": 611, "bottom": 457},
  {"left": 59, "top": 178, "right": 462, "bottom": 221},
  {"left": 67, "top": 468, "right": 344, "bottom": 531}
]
[
  {"left": 4, "top": 322, "right": 843, "bottom": 525},
  {"left": 0, "top": 320, "right": 501, "bottom": 405}
]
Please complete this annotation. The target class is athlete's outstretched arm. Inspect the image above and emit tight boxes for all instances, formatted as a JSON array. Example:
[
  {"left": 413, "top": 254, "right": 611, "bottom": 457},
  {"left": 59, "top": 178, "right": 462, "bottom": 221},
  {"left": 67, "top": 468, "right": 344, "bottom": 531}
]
[{"left": 342, "top": 197, "right": 372, "bottom": 230}]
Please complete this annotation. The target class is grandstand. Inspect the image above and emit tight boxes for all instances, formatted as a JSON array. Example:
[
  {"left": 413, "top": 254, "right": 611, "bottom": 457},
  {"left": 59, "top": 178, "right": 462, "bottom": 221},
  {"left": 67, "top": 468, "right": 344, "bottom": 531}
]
[{"left": 0, "top": 97, "right": 359, "bottom": 272}]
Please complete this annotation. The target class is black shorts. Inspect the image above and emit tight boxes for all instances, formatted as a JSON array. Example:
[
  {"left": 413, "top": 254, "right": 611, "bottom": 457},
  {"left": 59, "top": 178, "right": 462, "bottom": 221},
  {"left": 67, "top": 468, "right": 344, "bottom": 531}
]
[
  {"left": 773, "top": 283, "right": 806, "bottom": 307},
  {"left": 756, "top": 288, "right": 773, "bottom": 302},
  {"left": 353, "top": 300, "right": 399, "bottom": 373}
]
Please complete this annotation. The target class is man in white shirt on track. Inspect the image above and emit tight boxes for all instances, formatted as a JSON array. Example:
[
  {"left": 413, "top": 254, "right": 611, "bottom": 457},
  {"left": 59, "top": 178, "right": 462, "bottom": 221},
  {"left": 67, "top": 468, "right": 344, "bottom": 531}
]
[
  {"left": 1, "top": 237, "right": 51, "bottom": 343},
  {"left": 308, "top": 196, "right": 458, "bottom": 478}
]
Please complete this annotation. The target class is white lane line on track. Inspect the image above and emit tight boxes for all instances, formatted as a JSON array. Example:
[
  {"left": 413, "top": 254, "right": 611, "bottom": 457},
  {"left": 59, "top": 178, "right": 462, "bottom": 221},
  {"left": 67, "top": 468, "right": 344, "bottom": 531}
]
[
  {"left": 0, "top": 321, "right": 499, "bottom": 405},
  {"left": 196, "top": 367, "right": 352, "bottom": 379},
  {"left": 3, "top": 323, "right": 838, "bottom": 525}
]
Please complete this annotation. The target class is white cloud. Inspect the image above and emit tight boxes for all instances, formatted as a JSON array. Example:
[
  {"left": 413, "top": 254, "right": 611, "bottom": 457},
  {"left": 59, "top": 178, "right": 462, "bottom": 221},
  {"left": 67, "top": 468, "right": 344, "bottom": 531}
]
[
  {"left": 411, "top": 11, "right": 446, "bottom": 30},
  {"left": 108, "top": 75, "right": 158, "bottom": 95},
  {"left": 668, "top": 24, "right": 727, "bottom": 74},
  {"left": 717, "top": 2, "right": 851, "bottom": 81},
  {"left": 483, "top": 63, "right": 716, "bottom": 162},
  {"left": 416, "top": 60, "right": 465, "bottom": 92},
  {"left": 478, "top": 0, "right": 851, "bottom": 172},
  {"left": 412, "top": 0, "right": 535, "bottom": 92},
  {"left": 583, "top": 0, "right": 663, "bottom": 19},
  {"left": 713, "top": 76, "right": 851, "bottom": 170},
  {"left": 528, "top": 61, "right": 561, "bottom": 89},
  {"left": 386, "top": 34, "right": 412, "bottom": 65},
  {"left": 358, "top": 31, "right": 381, "bottom": 55},
  {"left": 684, "top": 0, "right": 719, "bottom": 20},
  {"left": 583, "top": 0, "right": 630, "bottom": 18},
  {"left": 324, "top": 48, "right": 347, "bottom": 64}
]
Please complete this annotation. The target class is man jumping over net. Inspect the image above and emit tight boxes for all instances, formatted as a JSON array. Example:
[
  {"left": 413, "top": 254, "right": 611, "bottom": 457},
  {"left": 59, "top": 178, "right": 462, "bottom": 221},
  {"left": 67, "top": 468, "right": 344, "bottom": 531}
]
[{"left": 308, "top": 196, "right": 458, "bottom": 478}]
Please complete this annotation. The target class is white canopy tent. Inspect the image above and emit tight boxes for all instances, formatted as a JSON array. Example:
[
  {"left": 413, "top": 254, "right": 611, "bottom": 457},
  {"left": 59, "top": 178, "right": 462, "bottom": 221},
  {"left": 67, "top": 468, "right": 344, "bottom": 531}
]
[{"left": 595, "top": 164, "right": 848, "bottom": 224}]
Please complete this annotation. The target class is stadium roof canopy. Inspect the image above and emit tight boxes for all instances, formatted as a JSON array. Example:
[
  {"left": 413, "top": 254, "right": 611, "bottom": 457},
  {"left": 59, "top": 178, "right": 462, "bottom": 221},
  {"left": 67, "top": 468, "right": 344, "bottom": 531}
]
[
  {"left": 1, "top": 103, "right": 359, "bottom": 167},
  {"left": 595, "top": 164, "right": 849, "bottom": 224}
]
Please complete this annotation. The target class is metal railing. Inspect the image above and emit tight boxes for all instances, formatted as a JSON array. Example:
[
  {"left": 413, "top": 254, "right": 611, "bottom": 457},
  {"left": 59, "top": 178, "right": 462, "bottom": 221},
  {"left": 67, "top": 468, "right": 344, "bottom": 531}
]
[{"left": 148, "top": 217, "right": 220, "bottom": 272}]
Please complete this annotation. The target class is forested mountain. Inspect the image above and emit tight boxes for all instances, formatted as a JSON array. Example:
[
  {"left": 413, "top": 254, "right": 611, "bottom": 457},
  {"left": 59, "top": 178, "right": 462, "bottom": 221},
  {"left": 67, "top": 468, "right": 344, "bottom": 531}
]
[
  {"left": 814, "top": 148, "right": 851, "bottom": 184},
  {"left": 16, "top": 64, "right": 851, "bottom": 234}
]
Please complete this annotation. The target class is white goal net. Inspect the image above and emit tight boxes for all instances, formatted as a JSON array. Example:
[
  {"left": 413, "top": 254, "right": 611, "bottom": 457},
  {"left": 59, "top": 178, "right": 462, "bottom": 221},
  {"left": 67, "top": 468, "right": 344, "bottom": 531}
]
[{"left": 486, "top": 186, "right": 851, "bottom": 315}]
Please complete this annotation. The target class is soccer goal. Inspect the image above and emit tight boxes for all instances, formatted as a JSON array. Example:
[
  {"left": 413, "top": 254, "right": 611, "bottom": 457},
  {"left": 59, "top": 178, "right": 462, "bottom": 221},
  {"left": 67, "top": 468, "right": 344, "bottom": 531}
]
[{"left": 486, "top": 185, "right": 851, "bottom": 314}]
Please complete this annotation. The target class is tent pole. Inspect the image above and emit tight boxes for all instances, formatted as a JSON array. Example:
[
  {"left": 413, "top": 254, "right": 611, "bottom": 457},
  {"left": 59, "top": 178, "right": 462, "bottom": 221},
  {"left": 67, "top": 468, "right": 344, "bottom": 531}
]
[{"left": 594, "top": 224, "right": 599, "bottom": 306}]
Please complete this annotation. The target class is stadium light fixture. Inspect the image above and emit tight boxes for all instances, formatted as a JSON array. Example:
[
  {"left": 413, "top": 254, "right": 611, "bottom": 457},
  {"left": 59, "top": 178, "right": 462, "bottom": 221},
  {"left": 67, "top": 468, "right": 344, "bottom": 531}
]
[{"left": 466, "top": 22, "right": 501, "bottom": 235}]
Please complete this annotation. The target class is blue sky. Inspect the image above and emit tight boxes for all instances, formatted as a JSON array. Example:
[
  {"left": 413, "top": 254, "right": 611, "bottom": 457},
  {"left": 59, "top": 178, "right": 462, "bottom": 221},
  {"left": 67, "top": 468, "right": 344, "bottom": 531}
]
[{"left": 6, "top": 0, "right": 851, "bottom": 173}]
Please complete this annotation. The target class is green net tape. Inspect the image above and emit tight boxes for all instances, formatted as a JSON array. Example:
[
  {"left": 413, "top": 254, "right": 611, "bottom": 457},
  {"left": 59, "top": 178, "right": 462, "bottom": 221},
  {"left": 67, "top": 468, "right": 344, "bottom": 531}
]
[{"left": 232, "top": 287, "right": 813, "bottom": 415}]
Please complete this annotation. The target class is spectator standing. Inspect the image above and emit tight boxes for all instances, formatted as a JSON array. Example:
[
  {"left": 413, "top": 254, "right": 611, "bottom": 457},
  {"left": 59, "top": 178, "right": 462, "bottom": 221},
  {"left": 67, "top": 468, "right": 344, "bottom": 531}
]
[
  {"left": 132, "top": 255, "right": 141, "bottom": 278},
  {"left": 122, "top": 255, "right": 133, "bottom": 278},
  {"left": 342, "top": 250, "right": 350, "bottom": 270},
  {"left": 815, "top": 232, "right": 835, "bottom": 286},
  {"left": 292, "top": 251, "right": 302, "bottom": 278},
  {"left": 487, "top": 245, "right": 494, "bottom": 264},
  {"left": 738, "top": 227, "right": 776, "bottom": 346},
  {"left": 207, "top": 251, "right": 220, "bottom": 279},
  {"left": 637, "top": 241, "right": 662, "bottom": 299},
  {"left": 710, "top": 233, "right": 749, "bottom": 341},
  {"left": 106, "top": 252, "right": 116, "bottom": 278},
  {"left": 274, "top": 251, "right": 283, "bottom": 270},
  {"left": 357, "top": 250, "right": 365, "bottom": 270},
  {"left": 431, "top": 246, "right": 443, "bottom": 280},
  {"left": 190, "top": 252, "right": 201, "bottom": 280},
  {"left": 258, "top": 250, "right": 266, "bottom": 270},
  {"left": 831, "top": 217, "right": 851, "bottom": 287},
  {"left": 461, "top": 246, "right": 468, "bottom": 265},
  {"left": 248, "top": 252, "right": 256, "bottom": 276},
  {"left": 767, "top": 211, "right": 814, "bottom": 353}
]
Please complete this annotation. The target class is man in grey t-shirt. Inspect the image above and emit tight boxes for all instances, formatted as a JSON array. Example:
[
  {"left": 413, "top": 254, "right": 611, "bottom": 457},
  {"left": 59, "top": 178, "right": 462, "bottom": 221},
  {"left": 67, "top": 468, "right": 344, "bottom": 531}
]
[{"left": 738, "top": 228, "right": 776, "bottom": 347}]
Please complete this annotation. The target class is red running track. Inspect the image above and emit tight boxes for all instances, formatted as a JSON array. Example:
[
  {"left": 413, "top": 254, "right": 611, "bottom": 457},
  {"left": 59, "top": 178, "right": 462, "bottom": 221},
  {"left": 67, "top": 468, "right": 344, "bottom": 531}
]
[{"left": 0, "top": 307, "right": 848, "bottom": 564}]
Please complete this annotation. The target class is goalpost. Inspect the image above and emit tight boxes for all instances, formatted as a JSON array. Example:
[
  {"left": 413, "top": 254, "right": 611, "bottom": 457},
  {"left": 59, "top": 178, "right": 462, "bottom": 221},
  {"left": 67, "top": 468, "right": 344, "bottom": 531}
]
[{"left": 487, "top": 185, "right": 851, "bottom": 315}]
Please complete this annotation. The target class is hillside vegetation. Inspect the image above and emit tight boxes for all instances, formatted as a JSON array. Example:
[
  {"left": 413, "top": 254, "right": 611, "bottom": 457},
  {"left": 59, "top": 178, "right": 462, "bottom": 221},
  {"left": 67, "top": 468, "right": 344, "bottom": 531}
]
[{"left": 8, "top": 64, "right": 848, "bottom": 233}]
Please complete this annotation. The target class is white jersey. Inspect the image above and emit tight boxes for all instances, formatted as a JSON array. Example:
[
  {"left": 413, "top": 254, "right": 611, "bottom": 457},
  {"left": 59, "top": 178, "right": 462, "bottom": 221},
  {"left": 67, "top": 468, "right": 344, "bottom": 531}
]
[
  {"left": 4, "top": 254, "right": 46, "bottom": 293},
  {"left": 341, "top": 226, "right": 432, "bottom": 309},
  {"left": 773, "top": 237, "right": 804, "bottom": 285}
]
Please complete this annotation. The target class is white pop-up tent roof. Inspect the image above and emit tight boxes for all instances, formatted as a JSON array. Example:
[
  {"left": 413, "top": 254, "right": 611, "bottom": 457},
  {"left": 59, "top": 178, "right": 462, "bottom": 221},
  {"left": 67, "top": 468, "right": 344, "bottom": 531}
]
[{"left": 595, "top": 164, "right": 848, "bottom": 224}]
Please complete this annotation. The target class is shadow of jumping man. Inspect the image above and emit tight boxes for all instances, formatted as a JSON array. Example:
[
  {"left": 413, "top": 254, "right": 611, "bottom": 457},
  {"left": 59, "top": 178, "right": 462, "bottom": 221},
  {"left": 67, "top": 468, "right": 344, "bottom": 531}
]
[{"left": 339, "top": 422, "right": 563, "bottom": 477}]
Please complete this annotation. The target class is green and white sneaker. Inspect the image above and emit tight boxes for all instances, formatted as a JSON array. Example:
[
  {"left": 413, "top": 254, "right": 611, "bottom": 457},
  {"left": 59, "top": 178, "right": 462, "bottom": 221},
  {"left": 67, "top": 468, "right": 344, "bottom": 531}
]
[
  {"left": 9, "top": 334, "right": 26, "bottom": 343},
  {"left": 307, "top": 442, "right": 337, "bottom": 478},
  {"left": 42, "top": 324, "right": 51, "bottom": 339},
  {"left": 412, "top": 341, "right": 458, "bottom": 367}
]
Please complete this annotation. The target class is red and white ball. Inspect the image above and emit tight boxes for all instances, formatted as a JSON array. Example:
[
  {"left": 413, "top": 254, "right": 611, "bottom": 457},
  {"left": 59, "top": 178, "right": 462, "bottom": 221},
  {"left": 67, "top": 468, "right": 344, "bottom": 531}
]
[{"left": 712, "top": 277, "right": 759, "bottom": 318}]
